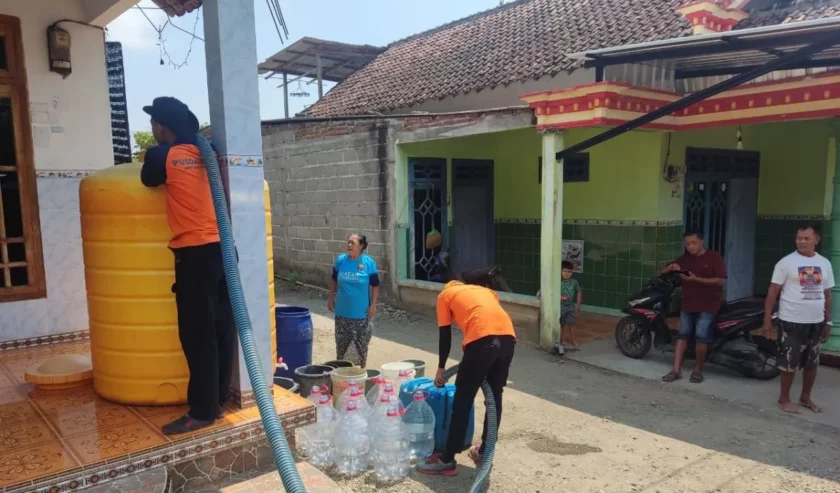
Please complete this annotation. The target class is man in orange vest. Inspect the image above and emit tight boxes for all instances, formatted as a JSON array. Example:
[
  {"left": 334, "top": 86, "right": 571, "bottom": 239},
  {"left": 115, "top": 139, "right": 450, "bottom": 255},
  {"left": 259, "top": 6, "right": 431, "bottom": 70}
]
[
  {"left": 417, "top": 280, "right": 517, "bottom": 476},
  {"left": 140, "top": 97, "right": 234, "bottom": 435}
]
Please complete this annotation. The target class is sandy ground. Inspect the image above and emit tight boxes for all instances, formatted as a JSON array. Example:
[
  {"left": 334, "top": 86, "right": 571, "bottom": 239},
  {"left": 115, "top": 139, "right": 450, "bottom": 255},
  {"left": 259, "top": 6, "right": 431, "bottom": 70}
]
[{"left": 277, "top": 282, "right": 840, "bottom": 493}]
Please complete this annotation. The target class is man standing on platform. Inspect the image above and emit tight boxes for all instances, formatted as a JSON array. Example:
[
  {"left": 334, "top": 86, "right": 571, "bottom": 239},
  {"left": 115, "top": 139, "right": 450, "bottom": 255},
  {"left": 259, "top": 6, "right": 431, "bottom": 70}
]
[{"left": 141, "top": 96, "right": 235, "bottom": 435}]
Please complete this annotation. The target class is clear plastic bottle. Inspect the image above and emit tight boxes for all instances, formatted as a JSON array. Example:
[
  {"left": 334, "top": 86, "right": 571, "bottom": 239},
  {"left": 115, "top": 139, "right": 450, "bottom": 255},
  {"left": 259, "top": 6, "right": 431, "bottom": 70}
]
[
  {"left": 373, "top": 405, "right": 411, "bottom": 481},
  {"left": 296, "top": 394, "right": 337, "bottom": 467},
  {"left": 306, "top": 385, "right": 329, "bottom": 406},
  {"left": 402, "top": 390, "right": 436, "bottom": 459},
  {"left": 370, "top": 388, "right": 406, "bottom": 431},
  {"left": 334, "top": 400, "right": 371, "bottom": 476},
  {"left": 309, "top": 395, "right": 337, "bottom": 467},
  {"left": 337, "top": 379, "right": 361, "bottom": 410},
  {"left": 339, "top": 387, "right": 370, "bottom": 418},
  {"left": 366, "top": 376, "right": 386, "bottom": 407},
  {"left": 394, "top": 369, "right": 414, "bottom": 393}
]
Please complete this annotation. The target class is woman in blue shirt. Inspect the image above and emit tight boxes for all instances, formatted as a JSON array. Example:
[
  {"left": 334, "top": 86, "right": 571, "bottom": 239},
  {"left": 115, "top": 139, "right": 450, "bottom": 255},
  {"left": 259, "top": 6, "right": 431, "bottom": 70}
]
[{"left": 328, "top": 233, "right": 381, "bottom": 369}]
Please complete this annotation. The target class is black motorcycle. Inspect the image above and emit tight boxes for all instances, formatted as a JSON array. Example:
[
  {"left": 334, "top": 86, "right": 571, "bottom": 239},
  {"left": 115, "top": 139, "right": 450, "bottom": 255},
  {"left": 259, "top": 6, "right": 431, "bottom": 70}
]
[{"left": 614, "top": 271, "right": 780, "bottom": 380}]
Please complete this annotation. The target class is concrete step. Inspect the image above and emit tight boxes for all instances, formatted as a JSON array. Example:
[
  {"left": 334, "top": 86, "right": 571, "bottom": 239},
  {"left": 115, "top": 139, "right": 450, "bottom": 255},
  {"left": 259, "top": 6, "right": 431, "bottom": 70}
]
[{"left": 82, "top": 467, "right": 169, "bottom": 493}]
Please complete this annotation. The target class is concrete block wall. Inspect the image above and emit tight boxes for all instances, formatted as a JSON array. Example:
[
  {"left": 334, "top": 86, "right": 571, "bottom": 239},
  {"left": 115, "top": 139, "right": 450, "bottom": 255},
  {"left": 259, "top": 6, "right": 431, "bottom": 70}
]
[{"left": 263, "top": 120, "right": 395, "bottom": 295}]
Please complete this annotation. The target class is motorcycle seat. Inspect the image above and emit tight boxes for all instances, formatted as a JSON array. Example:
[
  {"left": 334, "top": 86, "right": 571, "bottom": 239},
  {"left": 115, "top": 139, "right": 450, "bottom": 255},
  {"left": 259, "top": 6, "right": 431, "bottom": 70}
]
[{"left": 716, "top": 299, "right": 764, "bottom": 322}]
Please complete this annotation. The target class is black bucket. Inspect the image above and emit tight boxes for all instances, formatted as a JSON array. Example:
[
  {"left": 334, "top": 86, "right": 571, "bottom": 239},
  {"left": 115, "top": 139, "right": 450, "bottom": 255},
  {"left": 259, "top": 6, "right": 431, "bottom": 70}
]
[
  {"left": 322, "top": 360, "right": 353, "bottom": 369},
  {"left": 294, "top": 364, "right": 334, "bottom": 398},
  {"left": 273, "top": 376, "right": 299, "bottom": 394}
]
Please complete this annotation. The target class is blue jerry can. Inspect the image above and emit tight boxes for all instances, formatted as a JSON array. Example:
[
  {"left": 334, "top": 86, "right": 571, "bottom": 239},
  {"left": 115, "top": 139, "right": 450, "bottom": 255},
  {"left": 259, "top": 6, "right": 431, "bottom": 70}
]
[{"left": 399, "top": 377, "right": 475, "bottom": 453}]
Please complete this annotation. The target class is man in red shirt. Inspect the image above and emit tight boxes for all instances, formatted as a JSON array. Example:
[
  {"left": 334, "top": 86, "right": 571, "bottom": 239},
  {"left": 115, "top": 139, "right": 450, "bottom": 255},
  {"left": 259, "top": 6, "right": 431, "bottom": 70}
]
[{"left": 661, "top": 231, "right": 726, "bottom": 384}]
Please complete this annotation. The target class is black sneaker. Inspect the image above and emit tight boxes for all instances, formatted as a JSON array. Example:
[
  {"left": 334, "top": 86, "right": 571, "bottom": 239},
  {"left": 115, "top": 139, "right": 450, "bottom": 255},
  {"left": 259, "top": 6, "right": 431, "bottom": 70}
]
[{"left": 161, "top": 414, "right": 214, "bottom": 435}]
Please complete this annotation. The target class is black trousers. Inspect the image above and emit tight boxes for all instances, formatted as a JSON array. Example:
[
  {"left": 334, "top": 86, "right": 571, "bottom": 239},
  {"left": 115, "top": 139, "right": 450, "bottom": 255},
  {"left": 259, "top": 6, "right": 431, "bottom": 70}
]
[
  {"left": 442, "top": 335, "right": 515, "bottom": 463},
  {"left": 173, "top": 242, "right": 235, "bottom": 421}
]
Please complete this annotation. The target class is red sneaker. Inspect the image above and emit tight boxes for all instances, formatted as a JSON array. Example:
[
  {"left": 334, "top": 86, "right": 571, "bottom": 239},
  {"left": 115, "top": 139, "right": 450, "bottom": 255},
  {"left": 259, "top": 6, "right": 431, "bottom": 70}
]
[{"left": 416, "top": 453, "right": 458, "bottom": 476}]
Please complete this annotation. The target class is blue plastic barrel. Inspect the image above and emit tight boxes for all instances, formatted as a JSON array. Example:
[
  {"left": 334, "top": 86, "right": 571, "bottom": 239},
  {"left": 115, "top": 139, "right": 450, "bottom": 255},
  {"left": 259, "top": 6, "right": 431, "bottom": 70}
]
[{"left": 275, "top": 306, "right": 313, "bottom": 379}]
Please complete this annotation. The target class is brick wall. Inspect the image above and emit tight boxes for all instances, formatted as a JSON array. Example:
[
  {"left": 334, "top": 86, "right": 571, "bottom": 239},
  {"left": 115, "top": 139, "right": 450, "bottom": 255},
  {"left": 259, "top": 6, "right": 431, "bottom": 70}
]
[
  {"left": 261, "top": 108, "right": 533, "bottom": 297},
  {"left": 263, "top": 119, "right": 395, "bottom": 295}
]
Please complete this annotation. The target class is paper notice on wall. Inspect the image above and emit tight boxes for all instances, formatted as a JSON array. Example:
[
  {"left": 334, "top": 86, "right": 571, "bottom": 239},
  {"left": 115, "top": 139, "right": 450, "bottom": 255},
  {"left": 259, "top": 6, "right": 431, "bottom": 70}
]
[
  {"left": 33, "top": 125, "right": 51, "bottom": 149},
  {"left": 30, "top": 101, "right": 49, "bottom": 124},
  {"left": 562, "top": 240, "right": 584, "bottom": 273}
]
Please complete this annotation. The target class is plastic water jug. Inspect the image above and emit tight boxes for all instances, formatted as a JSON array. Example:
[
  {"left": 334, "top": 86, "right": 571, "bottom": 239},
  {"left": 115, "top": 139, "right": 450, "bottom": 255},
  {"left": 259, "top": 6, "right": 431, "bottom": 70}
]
[
  {"left": 306, "top": 385, "right": 329, "bottom": 406},
  {"left": 403, "top": 390, "right": 436, "bottom": 459},
  {"left": 370, "top": 388, "right": 405, "bottom": 430},
  {"left": 399, "top": 377, "right": 475, "bottom": 453},
  {"left": 296, "top": 395, "right": 337, "bottom": 467},
  {"left": 337, "top": 379, "right": 361, "bottom": 410},
  {"left": 373, "top": 405, "right": 411, "bottom": 481},
  {"left": 339, "top": 388, "right": 370, "bottom": 418},
  {"left": 395, "top": 369, "right": 413, "bottom": 392},
  {"left": 334, "top": 400, "right": 371, "bottom": 476},
  {"left": 366, "top": 376, "right": 386, "bottom": 407}
]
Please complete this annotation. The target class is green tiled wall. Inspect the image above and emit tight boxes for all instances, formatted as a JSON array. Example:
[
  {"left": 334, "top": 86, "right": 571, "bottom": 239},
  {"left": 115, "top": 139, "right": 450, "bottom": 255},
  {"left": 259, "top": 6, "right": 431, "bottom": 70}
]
[
  {"left": 567, "top": 222, "right": 684, "bottom": 310},
  {"left": 495, "top": 222, "right": 541, "bottom": 295},
  {"left": 495, "top": 221, "right": 684, "bottom": 310},
  {"left": 754, "top": 218, "right": 832, "bottom": 295}
]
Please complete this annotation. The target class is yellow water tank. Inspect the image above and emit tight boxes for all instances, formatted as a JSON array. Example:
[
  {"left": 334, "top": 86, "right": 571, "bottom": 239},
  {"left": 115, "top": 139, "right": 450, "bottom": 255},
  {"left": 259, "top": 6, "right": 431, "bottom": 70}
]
[
  {"left": 266, "top": 181, "right": 277, "bottom": 367},
  {"left": 81, "top": 163, "right": 276, "bottom": 405}
]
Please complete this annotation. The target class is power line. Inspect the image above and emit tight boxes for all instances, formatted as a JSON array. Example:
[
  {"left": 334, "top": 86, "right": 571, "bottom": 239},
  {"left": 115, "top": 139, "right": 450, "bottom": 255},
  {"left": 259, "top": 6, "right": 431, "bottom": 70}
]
[
  {"left": 134, "top": 5, "right": 203, "bottom": 42},
  {"left": 133, "top": 5, "right": 202, "bottom": 69}
]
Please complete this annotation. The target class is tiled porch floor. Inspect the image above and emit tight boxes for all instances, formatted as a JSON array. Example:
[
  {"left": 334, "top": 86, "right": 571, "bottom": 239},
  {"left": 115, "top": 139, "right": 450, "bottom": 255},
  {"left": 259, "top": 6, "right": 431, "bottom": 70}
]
[
  {"left": 0, "top": 341, "right": 312, "bottom": 492},
  {"left": 570, "top": 312, "right": 618, "bottom": 344}
]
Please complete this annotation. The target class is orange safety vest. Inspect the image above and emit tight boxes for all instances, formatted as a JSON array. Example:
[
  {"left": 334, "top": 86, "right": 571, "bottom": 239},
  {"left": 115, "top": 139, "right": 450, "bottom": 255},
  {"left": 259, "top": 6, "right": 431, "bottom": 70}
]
[{"left": 164, "top": 144, "right": 220, "bottom": 249}]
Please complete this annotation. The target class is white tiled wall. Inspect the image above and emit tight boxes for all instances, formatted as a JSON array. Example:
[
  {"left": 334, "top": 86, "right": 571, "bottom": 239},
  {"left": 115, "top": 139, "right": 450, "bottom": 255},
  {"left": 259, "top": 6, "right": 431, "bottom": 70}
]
[{"left": 0, "top": 176, "right": 88, "bottom": 341}]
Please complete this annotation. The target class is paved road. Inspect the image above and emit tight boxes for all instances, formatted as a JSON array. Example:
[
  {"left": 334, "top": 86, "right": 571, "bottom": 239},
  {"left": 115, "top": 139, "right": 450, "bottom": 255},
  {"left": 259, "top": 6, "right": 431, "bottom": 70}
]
[{"left": 278, "top": 284, "right": 840, "bottom": 493}]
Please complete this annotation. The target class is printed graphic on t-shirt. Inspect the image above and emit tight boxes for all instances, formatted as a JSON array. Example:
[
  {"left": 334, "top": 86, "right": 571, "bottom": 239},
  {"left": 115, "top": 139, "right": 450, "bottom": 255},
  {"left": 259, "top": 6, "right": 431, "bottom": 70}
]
[{"left": 798, "top": 266, "right": 824, "bottom": 300}]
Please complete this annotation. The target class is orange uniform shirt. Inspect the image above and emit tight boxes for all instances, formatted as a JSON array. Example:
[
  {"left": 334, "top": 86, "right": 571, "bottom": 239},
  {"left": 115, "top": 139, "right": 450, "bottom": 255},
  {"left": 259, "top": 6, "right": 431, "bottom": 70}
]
[
  {"left": 436, "top": 281, "right": 516, "bottom": 348},
  {"left": 141, "top": 143, "right": 220, "bottom": 249}
]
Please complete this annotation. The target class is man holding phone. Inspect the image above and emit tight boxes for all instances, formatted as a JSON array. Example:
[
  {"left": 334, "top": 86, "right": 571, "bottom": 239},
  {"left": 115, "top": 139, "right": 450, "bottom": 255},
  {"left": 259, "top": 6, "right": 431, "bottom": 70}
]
[{"left": 661, "top": 231, "right": 726, "bottom": 385}]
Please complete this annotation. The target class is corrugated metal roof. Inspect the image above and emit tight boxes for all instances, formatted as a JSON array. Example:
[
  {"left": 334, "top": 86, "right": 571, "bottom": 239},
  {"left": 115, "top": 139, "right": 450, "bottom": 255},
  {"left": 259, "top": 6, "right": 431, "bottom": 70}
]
[{"left": 258, "top": 37, "right": 384, "bottom": 83}]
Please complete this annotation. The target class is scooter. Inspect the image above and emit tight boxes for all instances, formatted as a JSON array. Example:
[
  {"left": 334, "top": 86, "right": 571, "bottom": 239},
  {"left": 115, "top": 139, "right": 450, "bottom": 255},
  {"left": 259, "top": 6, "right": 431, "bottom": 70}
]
[
  {"left": 429, "top": 250, "right": 513, "bottom": 292},
  {"left": 614, "top": 271, "right": 780, "bottom": 380}
]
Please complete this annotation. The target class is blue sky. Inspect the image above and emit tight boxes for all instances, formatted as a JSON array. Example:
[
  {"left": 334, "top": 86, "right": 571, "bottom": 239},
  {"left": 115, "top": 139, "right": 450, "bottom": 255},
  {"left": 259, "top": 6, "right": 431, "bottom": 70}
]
[{"left": 106, "top": 0, "right": 502, "bottom": 145}]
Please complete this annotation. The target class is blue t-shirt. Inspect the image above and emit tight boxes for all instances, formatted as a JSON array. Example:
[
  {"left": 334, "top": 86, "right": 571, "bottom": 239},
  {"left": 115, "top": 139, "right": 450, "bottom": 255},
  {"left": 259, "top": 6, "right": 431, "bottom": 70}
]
[{"left": 334, "top": 253, "right": 379, "bottom": 319}]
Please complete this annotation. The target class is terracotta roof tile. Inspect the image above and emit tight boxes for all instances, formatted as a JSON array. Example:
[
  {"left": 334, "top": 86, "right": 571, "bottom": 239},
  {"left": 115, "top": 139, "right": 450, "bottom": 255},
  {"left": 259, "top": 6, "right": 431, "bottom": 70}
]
[
  {"left": 305, "top": 0, "right": 840, "bottom": 117},
  {"left": 151, "top": 0, "right": 202, "bottom": 17}
]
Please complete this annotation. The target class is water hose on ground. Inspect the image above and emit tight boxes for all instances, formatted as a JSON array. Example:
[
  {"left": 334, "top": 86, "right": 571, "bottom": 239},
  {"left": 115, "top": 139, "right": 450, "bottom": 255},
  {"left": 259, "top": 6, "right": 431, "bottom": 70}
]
[
  {"left": 442, "top": 364, "right": 497, "bottom": 493},
  {"left": 197, "top": 134, "right": 307, "bottom": 492}
]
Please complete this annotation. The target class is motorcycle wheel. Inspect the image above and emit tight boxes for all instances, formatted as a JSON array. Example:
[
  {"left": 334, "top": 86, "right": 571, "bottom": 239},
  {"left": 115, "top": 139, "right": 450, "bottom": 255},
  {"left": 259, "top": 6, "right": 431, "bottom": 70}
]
[
  {"left": 615, "top": 316, "right": 652, "bottom": 359},
  {"left": 742, "top": 337, "right": 781, "bottom": 380}
]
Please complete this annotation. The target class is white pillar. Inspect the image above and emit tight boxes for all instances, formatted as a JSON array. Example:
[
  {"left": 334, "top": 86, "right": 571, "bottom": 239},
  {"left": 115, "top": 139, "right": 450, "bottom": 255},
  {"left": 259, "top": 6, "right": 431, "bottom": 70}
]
[
  {"left": 539, "top": 131, "right": 564, "bottom": 350},
  {"left": 203, "top": 0, "right": 272, "bottom": 406}
]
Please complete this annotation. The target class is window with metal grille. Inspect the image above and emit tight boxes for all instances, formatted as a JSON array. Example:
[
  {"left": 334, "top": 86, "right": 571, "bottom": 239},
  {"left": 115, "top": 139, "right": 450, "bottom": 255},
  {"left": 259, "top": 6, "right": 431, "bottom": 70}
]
[
  {"left": 538, "top": 153, "right": 590, "bottom": 183},
  {"left": 0, "top": 16, "right": 45, "bottom": 302}
]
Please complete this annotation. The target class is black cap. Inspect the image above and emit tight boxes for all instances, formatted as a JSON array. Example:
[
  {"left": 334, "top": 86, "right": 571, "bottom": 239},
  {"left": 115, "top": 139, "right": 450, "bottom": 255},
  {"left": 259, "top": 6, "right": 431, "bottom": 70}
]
[{"left": 143, "top": 97, "right": 199, "bottom": 140}]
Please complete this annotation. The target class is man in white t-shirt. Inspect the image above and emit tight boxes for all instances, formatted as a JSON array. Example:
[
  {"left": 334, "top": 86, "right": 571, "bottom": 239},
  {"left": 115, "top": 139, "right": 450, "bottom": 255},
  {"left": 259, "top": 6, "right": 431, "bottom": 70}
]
[{"left": 762, "top": 223, "right": 834, "bottom": 414}]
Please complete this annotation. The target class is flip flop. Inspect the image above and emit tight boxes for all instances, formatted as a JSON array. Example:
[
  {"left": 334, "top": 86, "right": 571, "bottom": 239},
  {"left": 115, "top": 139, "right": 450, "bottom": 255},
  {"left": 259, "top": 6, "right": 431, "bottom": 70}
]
[
  {"left": 662, "top": 371, "right": 682, "bottom": 382},
  {"left": 689, "top": 373, "right": 704, "bottom": 384},
  {"left": 799, "top": 400, "right": 823, "bottom": 413}
]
